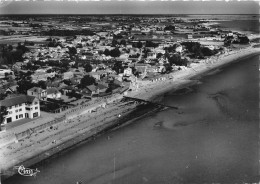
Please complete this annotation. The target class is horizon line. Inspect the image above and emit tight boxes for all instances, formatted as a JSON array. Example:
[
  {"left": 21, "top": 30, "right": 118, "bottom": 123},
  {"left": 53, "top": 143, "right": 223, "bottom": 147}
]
[{"left": 0, "top": 13, "right": 259, "bottom": 15}]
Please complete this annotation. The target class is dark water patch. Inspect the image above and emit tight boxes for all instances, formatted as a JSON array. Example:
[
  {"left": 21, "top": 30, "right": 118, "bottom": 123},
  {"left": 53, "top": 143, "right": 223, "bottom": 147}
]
[
  {"left": 170, "top": 87, "right": 194, "bottom": 96},
  {"left": 216, "top": 20, "right": 259, "bottom": 34},
  {"left": 204, "top": 68, "right": 222, "bottom": 76},
  {"left": 173, "top": 121, "right": 188, "bottom": 127},
  {"left": 153, "top": 121, "right": 164, "bottom": 128}
]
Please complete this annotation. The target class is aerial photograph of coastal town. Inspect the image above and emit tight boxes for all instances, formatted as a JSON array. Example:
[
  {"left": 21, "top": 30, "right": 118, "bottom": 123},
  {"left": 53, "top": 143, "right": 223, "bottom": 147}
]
[{"left": 0, "top": 0, "right": 259, "bottom": 183}]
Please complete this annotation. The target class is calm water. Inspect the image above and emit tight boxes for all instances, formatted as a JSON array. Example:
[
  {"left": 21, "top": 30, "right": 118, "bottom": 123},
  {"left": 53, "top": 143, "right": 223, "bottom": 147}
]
[
  {"left": 4, "top": 56, "right": 259, "bottom": 184},
  {"left": 187, "top": 14, "right": 259, "bottom": 34},
  {"left": 216, "top": 20, "right": 259, "bottom": 34}
]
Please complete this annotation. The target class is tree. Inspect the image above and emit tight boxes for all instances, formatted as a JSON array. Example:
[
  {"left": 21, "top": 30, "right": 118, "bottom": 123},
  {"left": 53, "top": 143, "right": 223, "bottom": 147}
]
[
  {"left": 112, "top": 40, "right": 118, "bottom": 47},
  {"left": 84, "top": 63, "right": 93, "bottom": 73},
  {"left": 4, "top": 72, "right": 9, "bottom": 78},
  {"left": 137, "top": 41, "right": 142, "bottom": 49},
  {"left": 68, "top": 47, "right": 77, "bottom": 55},
  {"left": 164, "top": 25, "right": 175, "bottom": 31},
  {"left": 156, "top": 53, "right": 163, "bottom": 59},
  {"left": 201, "top": 47, "right": 215, "bottom": 56},
  {"left": 7, "top": 45, "right": 13, "bottom": 51},
  {"left": 0, "top": 106, "right": 8, "bottom": 130},
  {"left": 110, "top": 48, "right": 121, "bottom": 58},
  {"left": 164, "top": 63, "right": 172, "bottom": 73},
  {"left": 112, "top": 61, "right": 124, "bottom": 74},
  {"left": 17, "top": 79, "right": 35, "bottom": 94},
  {"left": 48, "top": 41, "right": 55, "bottom": 47},
  {"left": 168, "top": 54, "right": 181, "bottom": 65},
  {"left": 0, "top": 93, "right": 7, "bottom": 100},
  {"left": 120, "top": 39, "right": 126, "bottom": 46},
  {"left": 146, "top": 41, "right": 158, "bottom": 48},
  {"left": 238, "top": 36, "right": 249, "bottom": 44},
  {"left": 104, "top": 49, "right": 110, "bottom": 56},
  {"left": 46, "top": 69, "right": 53, "bottom": 73},
  {"left": 37, "top": 80, "right": 47, "bottom": 89},
  {"left": 224, "top": 36, "right": 234, "bottom": 47},
  {"left": 80, "top": 75, "right": 96, "bottom": 88},
  {"left": 180, "top": 58, "right": 189, "bottom": 66},
  {"left": 63, "top": 79, "right": 72, "bottom": 86}
]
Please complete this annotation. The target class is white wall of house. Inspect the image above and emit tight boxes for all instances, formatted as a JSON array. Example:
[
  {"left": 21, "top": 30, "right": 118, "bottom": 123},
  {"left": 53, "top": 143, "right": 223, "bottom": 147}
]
[
  {"left": 175, "top": 46, "right": 183, "bottom": 53},
  {"left": 63, "top": 71, "right": 74, "bottom": 80},
  {"left": 47, "top": 92, "right": 61, "bottom": 99},
  {"left": 3, "top": 99, "right": 40, "bottom": 124},
  {"left": 27, "top": 90, "right": 47, "bottom": 100},
  {"left": 124, "top": 68, "right": 132, "bottom": 77}
]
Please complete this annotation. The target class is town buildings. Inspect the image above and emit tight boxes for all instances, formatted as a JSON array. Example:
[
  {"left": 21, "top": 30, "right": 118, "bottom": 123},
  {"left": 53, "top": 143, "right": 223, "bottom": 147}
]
[{"left": 0, "top": 14, "right": 249, "bottom": 127}]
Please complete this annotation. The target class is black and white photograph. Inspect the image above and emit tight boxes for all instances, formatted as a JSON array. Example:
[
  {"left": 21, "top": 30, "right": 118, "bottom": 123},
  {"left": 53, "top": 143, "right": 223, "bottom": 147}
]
[{"left": 0, "top": 0, "right": 259, "bottom": 183}]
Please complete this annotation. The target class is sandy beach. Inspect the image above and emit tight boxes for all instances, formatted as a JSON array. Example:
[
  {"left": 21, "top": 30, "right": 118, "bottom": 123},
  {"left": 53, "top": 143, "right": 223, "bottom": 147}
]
[
  {"left": 127, "top": 46, "right": 260, "bottom": 102},
  {"left": 0, "top": 45, "right": 259, "bottom": 180}
]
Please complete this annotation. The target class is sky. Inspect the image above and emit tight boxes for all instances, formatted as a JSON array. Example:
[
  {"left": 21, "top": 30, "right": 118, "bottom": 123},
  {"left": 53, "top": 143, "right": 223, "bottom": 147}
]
[{"left": 0, "top": 1, "right": 259, "bottom": 15}]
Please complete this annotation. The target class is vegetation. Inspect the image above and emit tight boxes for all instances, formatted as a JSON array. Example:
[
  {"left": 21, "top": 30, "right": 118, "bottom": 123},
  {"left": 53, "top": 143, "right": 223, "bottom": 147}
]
[
  {"left": 167, "top": 53, "right": 189, "bottom": 66},
  {"left": 224, "top": 35, "right": 250, "bottom": 46},
  {"left": 164, "top": 25, "right": 175, "bottom": 31},
  {"left": 112, "top": 61, "right": 124, "bottom": 74},
  {"left": 17, "top": 79, "right": 35, "bottom": 94},
  {"left": 181, "top": 42, "right": 217, "bottom": 58},
  {"left": 145, "top": 41, "right": 159, "bottom": 48},
  {"left": 110, "top": 48, "right": 121, "bottom": 58},
  {"left": 84, "top": 62, "right": 93, "bottom": 72},
  {"left": 0, "top": 106, "right": 8, "bottom": 130},
  {"left": 67, "top": 90, "right": 82, "bottom": 99},
  {"left": 43, "top": 29, "right": 95, "bottom": 36},
  {"left": 0, "top": 43, "right": 29, "bottom": 65},
  {"left": 80, "top": 75, "right": 96, "bottom": 88}
]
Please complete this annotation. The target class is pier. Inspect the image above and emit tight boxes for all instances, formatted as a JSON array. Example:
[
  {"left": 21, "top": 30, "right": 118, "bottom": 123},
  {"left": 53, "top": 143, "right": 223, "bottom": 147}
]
[{"left": 123, "top": 96, "right": 179, "bottom": 109}]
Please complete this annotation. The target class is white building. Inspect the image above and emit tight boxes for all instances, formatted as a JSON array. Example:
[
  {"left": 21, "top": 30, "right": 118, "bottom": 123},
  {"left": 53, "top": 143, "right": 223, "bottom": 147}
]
[
  {"left": 1, "top": 95, "right": 40, "bottom": 124},
  {"left": 123, "top": 68, "right": 133, "bottom": 77},
  {"left": 63, "top": 71, "right": 74, "bottom": 80},
  {"left": 27, "top": 87, "right": 47, "bottom": 100},
  {"left": 175, "top": 45, "right": 183, "bottom": 53},
  {"left": 46, "top": 88, "right": 61, "bottom": 99},
  {"left": 0, "top": 69, "right": 13, "bottom": 79}
]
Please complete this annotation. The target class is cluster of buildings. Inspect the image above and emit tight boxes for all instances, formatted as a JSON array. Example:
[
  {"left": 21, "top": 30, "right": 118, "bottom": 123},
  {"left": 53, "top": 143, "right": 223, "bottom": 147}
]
[{"left": 0, "top": 15, "right": 246, "bottom": 127}]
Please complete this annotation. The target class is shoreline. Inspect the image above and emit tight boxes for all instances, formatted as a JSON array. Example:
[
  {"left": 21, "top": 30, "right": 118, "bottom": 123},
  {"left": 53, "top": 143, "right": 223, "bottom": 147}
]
[
  {"left": 1, "top": 47, "right": 260, "bottom": 181},
  {"left": 126, "top": 47, "right": 260, "bottom": 103},
  {"left": 1, "top": 102, "right": 162, "bottom": 181}
]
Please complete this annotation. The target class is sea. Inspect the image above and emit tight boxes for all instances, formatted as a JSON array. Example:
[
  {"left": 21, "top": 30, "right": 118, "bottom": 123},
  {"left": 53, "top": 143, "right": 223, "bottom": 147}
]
[{"left": 4, "top": 15, "right": 260, "bottom": 184}]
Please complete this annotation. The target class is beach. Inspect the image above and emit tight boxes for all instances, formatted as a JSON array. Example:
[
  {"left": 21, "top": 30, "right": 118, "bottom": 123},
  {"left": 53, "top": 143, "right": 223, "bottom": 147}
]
[
  {"left": 127, "top": 46, "right": 260, "bottom": 102},
  {"left": 1, "top": 45, "right": 260, "bottom": 180}
]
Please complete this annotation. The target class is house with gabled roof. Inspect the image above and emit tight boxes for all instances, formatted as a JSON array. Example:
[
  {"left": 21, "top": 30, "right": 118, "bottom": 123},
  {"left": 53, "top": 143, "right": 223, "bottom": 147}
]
[
  {"left": 27, "top": 87, "right": 47, "bottom": 100},
  {"left": 0, "top": 95, "right": 40, "bottom": 124},
  {"left": 46, "top": 88, "right": 61, "bottom": 99},
  {"left": 84, "top": 83, "right": 109, "bottom": 97}
]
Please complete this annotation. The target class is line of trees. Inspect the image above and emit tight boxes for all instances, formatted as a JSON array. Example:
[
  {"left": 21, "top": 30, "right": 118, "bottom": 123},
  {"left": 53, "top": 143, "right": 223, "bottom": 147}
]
[
  {"left": 181, "top": 42, "right": 217, "bottom": 58},
  {"left": 1, "top": 42, "right": 29, "bottom": 65},
  {"left": 43, "top": 29, "right": 95, "bottom": 36},
  {"left": 103, "top": 48, "right": 121, "bottom": 58}
]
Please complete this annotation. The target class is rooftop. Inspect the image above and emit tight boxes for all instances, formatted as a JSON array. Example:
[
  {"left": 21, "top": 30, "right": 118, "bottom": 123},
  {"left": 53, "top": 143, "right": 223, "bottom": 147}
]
[{"left": 0, "top": 95, "right": 36, "bottom": 107}]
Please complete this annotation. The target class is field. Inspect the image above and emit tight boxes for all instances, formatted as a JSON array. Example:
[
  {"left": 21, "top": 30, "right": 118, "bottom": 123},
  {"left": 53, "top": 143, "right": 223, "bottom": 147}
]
[{"left": 0, "top": 35, "right": 49, "bottom": 45}]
